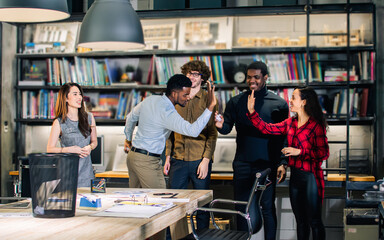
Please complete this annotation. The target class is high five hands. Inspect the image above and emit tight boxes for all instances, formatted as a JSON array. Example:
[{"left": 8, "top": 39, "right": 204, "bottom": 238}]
[
  {"left": 207, "top": 81, "right": 217, "bottom": 112},
  {"left": 247, "top": 90, "right": 255, "bottom": 114}
]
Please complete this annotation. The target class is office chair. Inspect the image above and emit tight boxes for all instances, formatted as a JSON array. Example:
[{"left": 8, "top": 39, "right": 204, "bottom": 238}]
[{"left": 189, "top": 168, "right": 271, "bottom": 240}]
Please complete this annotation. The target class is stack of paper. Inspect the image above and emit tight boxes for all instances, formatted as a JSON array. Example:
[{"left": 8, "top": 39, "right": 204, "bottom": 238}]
[{"left": 92, "top": 202, "right": 175, "bottom": 218}]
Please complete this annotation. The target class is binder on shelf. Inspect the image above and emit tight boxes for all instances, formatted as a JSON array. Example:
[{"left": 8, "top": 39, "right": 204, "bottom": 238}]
[
  {"left": 370, "top": 52, "right": 375, "bottom": 81},
  {"left": 360, "top": 88, "right": 369, "bottom": 117}
]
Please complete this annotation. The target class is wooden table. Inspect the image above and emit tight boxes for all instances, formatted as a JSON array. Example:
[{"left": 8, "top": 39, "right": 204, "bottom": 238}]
[
  {"left": 0, "top": 188, "right": 213, "bottom": 240},
  {"left": 95, "top": 170, "right": 234, "bottom": 181},
  {"left": 327, "top": 173, "right": 375, "bottom": 182}
]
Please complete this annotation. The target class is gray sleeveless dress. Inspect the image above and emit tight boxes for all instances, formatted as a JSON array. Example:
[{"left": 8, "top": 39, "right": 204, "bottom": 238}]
[{"left": 58, "top": 114, "right": 94, "bottom": 187}]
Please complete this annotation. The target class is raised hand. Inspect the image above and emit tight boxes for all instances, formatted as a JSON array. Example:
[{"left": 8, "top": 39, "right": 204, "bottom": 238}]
[
  {"left": 206, "top": 81, "right": 217, "bottom": 111},
  {"left": 247, "top": 90, "right": 255, "bottom": 114}
]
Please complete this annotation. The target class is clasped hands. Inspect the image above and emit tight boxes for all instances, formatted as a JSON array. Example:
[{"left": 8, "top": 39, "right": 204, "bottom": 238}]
[{"left": 69, "top": 145, "right": 91, "bottom": 158}]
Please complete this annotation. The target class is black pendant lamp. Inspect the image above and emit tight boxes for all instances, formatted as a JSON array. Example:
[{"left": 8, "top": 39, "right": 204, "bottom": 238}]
[
  {"left": 0, "top": 0, "right": 69, "bottom": 23},
  {"left": 78, "top": 0, "right": 145, "bottom": 51}
]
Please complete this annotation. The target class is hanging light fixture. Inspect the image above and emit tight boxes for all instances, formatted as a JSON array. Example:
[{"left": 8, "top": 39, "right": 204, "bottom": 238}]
[
  {"left": 0, "top": 0, "right": 69, "bottom": 23},
  {"left": 78, "top": 0, "right": 145, "bottom": 51}
]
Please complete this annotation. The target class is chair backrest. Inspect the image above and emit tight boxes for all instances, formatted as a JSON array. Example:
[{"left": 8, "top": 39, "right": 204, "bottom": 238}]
[{"left": 245, "top": 168, "right": 271, "bottom": 235}]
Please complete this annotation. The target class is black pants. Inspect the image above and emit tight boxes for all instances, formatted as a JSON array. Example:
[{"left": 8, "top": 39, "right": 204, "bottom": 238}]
[
  {"left": 289, "top": 167, "right": 325, "bottom": 240},
  {"left": 233, "top": 160, "right": 277, "bottom": 240}
]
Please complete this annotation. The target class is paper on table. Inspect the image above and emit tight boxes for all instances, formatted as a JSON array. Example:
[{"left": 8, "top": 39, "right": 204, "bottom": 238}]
[
  {"left": 92, "top": 202, "right": 175, "bottom": 218},
  {"left": 108, "top": 190, "right": 152, "bottom": 198},
  {"left": 0, "top": 212, "right": 32, "bottom": 217},
  {"left": 147, "top": 197, "right": 190, "bottom": 203}
]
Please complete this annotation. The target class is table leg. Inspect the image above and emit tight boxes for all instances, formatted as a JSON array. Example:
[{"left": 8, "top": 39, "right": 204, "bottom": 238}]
[{"left": 170, "top": 216, "right": 189, "bottom": 239}]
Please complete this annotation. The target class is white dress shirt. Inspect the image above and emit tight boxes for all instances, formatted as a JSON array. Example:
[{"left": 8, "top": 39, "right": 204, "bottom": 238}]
[{"left": 124, "top": 94, "right": 212, "bottom": 154}]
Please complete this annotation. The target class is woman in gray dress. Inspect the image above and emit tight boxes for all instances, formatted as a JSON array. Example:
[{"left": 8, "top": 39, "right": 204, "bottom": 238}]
[{"left": 47, "top": 83, "right": 97, "bottom": 187}]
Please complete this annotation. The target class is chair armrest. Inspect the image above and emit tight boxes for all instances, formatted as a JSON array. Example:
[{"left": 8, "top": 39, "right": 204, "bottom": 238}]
[
  {"left": 195, "top": 206, "right": 248, "bottom": 218},
  {"left": 209, "top": 198, "right": 248, "bottom": 208},
  {"left": 190, "top": 207, "right": 251, "bottom": 240},
  {"left": 207, "top": 199, "right": 248, "bottom": 229}
]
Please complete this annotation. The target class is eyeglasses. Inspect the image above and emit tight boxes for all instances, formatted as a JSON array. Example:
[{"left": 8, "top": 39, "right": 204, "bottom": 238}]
[{"left": 188, "top": 72, "right": 202, "bottom": 78}]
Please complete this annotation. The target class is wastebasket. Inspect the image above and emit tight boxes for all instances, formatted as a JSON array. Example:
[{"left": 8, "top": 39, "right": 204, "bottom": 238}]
[{"left": 28, "top": 153, "right": 79, "bottom": 218}]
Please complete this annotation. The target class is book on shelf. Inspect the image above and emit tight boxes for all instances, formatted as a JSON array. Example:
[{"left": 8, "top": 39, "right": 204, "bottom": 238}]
[
  {"left": 115, "top": 92, "right": 127, "bottom": 120},
  {"left": 360, "top": 88, "right": 369, "bottom": 117},
  {"left": 357, "top": 51, "right": 375, "bottom": 81},
  {"left": 152, "top": 55, "right": 227, "bottom": 85},
  {"left": 115, "top": 90, "right": 144, "bottom": 120},
  {"left": 90, "top": 109, "right": 114, "bottom": 119},
  {"left": 330, "top": 88, "right": 370, "bottom": 118},
  {"left": 252, "top": 53, "right": 311, "bottom": 83},
  {"left": 350, "top": 89, "right": 358, "bottom": 117},
  {"left": 84, "top": 93, "right": 119, "bottom": 119},
  {"left": 98, "top": 93, "right": 119, "bottom": 106},
  {"left": 324, "top": 68, "right": 359, "bottom": 82},
  {"left": 22, "top": 90, "right": 56, "bottom": 119},
  {"left": 111, "top": 81, "right": 139, "bottom": 86},
  {"left": 18, "top": 80, "right": 45, "bottom": 86},
  {"left": 216, "top": 89, "right": 240, "bottom": 114},
  {"left": 370, "top": 51, "right": 375, "bottom": 81},
  {"left": 276, "top": 88, "right": 294, "bottom": 116}
]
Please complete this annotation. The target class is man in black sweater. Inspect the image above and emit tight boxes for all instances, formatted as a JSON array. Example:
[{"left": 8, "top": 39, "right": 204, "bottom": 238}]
[{"left": 215, "top": 61, "right": 289, "bottom": 240}]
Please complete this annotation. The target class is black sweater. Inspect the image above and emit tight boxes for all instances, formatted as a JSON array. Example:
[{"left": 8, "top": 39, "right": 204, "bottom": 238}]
[{"left": 218, "top": 87, "right": 289, "bottom": 165}]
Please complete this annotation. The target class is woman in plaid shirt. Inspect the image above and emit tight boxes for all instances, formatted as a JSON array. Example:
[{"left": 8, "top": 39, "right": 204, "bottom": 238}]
[{"left": 247, "top": 87, "right": 329, "bottom": 240}]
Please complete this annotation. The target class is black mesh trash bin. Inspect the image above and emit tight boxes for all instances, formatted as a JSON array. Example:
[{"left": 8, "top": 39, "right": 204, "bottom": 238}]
[{"left": 28, "top": 153, "right": 79, "bottom": 218}]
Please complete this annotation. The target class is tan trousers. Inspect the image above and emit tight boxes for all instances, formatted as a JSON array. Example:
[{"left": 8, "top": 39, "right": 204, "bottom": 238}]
[
  {"left": 126, "top": 151, "right": 189, "bottom": 239},
  {"left": 126, "top": 150, "right": 166, "bottom": 189}
]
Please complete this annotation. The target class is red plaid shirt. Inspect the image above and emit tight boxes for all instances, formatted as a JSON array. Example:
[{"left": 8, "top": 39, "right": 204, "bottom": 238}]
[{"left": 247, "top": 111, "right": 329, "bottom": 199}]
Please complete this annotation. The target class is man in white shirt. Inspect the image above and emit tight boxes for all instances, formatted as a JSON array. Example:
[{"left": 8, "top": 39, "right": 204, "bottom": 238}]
[{"left": 124, "top": 74, "right": 217, "bottom": 189}]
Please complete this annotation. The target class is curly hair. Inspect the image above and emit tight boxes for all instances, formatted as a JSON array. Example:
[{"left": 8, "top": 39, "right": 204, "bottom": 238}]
[
  {"left": 297, "top": 87, "right": 328, "bottom": 129},
  {"left": 180, "top": 60, "right": 211, "bottom": 85},
  {"left": 55, "top": 83, "right": 91, "bottom": 138}
]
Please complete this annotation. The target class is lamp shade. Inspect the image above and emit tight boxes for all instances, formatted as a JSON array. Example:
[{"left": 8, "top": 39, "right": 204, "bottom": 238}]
[
  {"left": 78, "top": 0, "right": 145, "bottom": 51},
  {"left": 0, "top": 0, "right": 69, "bottom": 23}
]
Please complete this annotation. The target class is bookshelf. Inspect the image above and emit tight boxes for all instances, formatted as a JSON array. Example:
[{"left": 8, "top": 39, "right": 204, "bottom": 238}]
[
  {"left": 15, "top": 50, "right": 375, "bottom": 125},
  {"left": 14, "top": 3, "right": 377, "bottom": 170}
]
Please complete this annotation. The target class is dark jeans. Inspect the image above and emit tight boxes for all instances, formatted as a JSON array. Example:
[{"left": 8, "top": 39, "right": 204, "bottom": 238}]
[
  {"left": 289, "top": 167, "right": 325, "bottom": 240},
  {"left": 233, "top": 160, "right": 277, "bottom": 240},
  {"left": 168, "top": 158, "right": 212, "bottom": 230}
]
